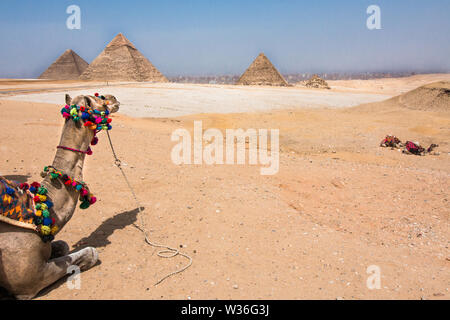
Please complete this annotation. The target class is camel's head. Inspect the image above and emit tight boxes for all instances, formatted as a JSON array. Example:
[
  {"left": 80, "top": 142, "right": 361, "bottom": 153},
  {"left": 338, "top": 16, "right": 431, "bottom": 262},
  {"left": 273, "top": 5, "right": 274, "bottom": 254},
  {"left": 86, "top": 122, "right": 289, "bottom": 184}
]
[{"left": 65, "top": 93, "right": 120, "bottom": 114}]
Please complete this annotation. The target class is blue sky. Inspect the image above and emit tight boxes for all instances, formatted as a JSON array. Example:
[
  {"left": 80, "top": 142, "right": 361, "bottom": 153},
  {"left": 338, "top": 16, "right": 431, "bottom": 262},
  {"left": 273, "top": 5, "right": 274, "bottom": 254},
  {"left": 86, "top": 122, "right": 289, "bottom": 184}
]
[{"left": 0, "top": 0, "right": 449, "bottom": 78}]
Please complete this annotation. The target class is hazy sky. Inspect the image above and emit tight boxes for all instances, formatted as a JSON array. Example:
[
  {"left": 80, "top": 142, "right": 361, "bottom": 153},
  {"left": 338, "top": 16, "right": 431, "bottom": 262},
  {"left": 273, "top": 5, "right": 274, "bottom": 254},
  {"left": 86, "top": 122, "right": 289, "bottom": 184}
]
[{"left": 1, "top": 0, "right": 449, "bottom": 78}]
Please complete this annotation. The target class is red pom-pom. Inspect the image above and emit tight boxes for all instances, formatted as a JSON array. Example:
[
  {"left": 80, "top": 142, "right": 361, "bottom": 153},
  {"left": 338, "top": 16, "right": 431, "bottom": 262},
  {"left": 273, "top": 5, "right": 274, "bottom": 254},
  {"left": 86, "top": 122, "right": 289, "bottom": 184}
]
[
  {"left": 91, "top": 136, "right": 98, "bottom": 145},
  {"left": 33, "top": 196, "right": 41, "bottom": 203},
  {"left": 31, "top": 182, "right": 41, "bottom": 188},
  {"left": 64, "top": 179, "right": 72, "bottom": 186},
  {"left": 89, "top": 197, "right": 97, "bottom": 205},
  {"left": 106, "top": 118, "right": 112, "bottom": 123},
  {"left": 80, "top": 106, "right": 85, "bottom": 112},
  {"left": 84, "top": 121, "right": 93, "bottom": 127},
  {"left": 94, "top": 93, "right": 99, "bottom": 97},
  {"left": 20, "top": 183, "right": 29, "bottom": 190},
  {"left": 87, "top": 147, "right": 93, "bottom": 155}
]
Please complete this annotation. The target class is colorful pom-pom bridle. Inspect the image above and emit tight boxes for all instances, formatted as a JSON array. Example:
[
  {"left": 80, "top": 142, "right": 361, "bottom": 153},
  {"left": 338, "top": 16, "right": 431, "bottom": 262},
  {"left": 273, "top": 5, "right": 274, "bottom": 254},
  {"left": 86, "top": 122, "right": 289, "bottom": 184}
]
[
  {"left": 59, "top": 93, "right": 113, "bottom": 156},
  {"left": 40, "top": 166, "right": 97, "bottom": 210},
  {"left": 20, "top": 94, "right": 110, "bottom": 242}
]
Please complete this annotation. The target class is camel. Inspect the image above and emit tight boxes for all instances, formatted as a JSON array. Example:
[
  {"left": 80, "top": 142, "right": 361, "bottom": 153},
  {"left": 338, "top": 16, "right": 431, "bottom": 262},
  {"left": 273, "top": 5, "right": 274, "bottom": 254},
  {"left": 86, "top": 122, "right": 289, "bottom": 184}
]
[{"left": 0, "top": 93, "right": 120, "bottom": 299}]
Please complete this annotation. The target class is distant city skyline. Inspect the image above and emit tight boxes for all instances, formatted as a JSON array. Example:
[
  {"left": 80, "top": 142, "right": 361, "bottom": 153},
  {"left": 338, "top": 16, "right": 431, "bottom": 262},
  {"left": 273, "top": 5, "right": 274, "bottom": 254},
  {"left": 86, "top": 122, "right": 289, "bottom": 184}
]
[{"left": 0, "top": 0, "right": 449, "bottom": 78}]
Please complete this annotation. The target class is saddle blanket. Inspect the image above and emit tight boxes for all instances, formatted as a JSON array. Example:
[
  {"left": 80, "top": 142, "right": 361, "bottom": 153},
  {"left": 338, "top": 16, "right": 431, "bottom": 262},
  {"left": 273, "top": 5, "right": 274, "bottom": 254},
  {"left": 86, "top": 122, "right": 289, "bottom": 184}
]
[{"left": 0, "top": 176, "right": 36, "bottom": 227}]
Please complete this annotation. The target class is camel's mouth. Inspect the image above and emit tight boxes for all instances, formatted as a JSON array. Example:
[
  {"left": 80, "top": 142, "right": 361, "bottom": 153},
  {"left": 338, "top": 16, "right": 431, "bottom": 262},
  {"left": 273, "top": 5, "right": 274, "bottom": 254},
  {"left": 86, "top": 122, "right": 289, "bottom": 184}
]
[
  {"left": 109, "top": 101, "right": 120, "bottom": 113},
  {"left": 102, "top": 94, "right": 120, "bottom": 114}
]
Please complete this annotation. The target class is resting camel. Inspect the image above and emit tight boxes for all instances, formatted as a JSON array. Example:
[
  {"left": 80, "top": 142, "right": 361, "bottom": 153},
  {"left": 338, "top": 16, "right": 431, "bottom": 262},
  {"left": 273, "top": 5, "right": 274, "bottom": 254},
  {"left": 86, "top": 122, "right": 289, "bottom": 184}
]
[{"left": 0, "top": 93, "right": 120, "bottom": 299}]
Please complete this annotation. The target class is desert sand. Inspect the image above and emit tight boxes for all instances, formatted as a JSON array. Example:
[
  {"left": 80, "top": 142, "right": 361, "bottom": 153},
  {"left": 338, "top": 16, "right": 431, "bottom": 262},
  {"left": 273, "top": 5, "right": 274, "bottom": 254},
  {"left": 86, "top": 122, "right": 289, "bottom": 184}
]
[{"left": 0, "top": 74, "right": 449, "bottom": 299}]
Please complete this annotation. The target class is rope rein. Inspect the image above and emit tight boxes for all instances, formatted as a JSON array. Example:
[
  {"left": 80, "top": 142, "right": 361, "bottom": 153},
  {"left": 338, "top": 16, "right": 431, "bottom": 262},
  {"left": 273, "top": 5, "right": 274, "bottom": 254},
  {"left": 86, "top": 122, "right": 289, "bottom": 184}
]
[{"left": 106, "top": 131, "right": 192, "bottom": 286}]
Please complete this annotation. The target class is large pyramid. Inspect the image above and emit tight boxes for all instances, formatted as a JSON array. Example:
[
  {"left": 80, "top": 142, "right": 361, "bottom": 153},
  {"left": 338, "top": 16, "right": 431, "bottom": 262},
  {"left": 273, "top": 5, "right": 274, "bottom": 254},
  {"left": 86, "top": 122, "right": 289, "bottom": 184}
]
[
  {"left": 236, "top": 53, "right": 288, "bottom": 86},
  {"left": 39, "top": 49, "right": 89, "bottom": 80},
  {"left": 79, "top": 33, "right": 168, "bottom": 82}
]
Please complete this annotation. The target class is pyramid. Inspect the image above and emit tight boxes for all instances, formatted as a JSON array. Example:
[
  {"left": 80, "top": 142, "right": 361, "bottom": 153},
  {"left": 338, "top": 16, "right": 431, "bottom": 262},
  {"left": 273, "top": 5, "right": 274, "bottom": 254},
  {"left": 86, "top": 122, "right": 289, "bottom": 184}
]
[
  {"left": 303, "top": 74, "right": 330, "bottom": 89},
  {"left": 236, "top": 53, "right": 288, "bottom": 86},
  {"left": 79, "top": 33, "right": 168, "bottom": 82},
  {"left": 39, "top": 49, "right": 89, "bottom": 80}
]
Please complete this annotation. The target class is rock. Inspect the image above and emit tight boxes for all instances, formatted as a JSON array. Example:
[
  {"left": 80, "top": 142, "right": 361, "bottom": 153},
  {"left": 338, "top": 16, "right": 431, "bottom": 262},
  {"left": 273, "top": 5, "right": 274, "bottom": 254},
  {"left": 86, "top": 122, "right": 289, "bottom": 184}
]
[{"left": 232, "top": 284, "right": 239, "bottom": 289}]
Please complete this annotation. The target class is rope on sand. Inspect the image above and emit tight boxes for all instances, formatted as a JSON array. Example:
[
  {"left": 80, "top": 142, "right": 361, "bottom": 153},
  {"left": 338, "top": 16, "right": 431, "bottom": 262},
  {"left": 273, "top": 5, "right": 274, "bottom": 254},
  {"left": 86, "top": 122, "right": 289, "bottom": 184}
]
[{"left": 106, "top": 131, "right": 192, "bottom": 286}]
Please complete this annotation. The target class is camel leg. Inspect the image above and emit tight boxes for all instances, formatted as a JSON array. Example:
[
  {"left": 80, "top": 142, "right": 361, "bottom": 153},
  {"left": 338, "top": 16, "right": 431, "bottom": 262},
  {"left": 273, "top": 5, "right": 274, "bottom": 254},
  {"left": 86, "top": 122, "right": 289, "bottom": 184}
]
[
  {"left": 50, "top": 240, "right": 70, "bottom": 259},
  {"left": 15, "top": 247, "right": 98, "bottom": 300}
]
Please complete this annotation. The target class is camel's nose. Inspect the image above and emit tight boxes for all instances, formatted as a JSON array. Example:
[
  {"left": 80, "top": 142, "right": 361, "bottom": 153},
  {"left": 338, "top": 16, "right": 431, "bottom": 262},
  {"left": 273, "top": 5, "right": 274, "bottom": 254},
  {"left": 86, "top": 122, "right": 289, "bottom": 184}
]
[{"left": 110, "top": 102, "right": 120, "bottom": 113}]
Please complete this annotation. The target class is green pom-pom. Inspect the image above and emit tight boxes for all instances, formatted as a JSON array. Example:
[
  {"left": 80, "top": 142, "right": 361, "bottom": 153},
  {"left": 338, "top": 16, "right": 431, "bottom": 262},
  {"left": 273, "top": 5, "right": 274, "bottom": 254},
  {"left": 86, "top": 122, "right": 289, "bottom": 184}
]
[
  {"left": 44, "top": 166, "right": 49, "bottom": 172},
  {"left": 50, "top": 173, "right": 59, "bottom": 179},
  {"left": 35, "top": 203, "right": 42, "bottom": 210},
  {"left": 42, "top": 210, "right": 50, "bottom": 218},
  {"left": 37, "top": 186, "right": 47, "bottom": 195},
  {"left": 79, "top": 201, "right": 90, "bottom": 209}
]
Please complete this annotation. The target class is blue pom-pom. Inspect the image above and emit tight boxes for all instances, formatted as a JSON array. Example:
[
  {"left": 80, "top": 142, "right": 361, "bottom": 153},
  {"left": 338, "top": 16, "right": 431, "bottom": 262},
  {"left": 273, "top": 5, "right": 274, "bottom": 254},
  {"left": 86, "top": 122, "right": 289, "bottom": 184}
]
[
  {"left": 81, "top": 112, "right": 90, "bottom": 120},
  {"left": 43, "top": 217, "right": 52, "bottom": 226},
  {"left": 76, "top": 184, "right": 82, "bottom": 191},
  {"left": 105, "top": 109, "right": 110, "bottom": 115},
  {"left": 6, "top": 187, "right": 15, "bottom": 195},
  {"left": 44, "top": 200, "right": 54, "bottom": 209},
  {"left": 29, "top": 186, "right": 37, "bottom": 194},
  {"left": 107, "top": 124, "right": 112, "bottom": 130}
]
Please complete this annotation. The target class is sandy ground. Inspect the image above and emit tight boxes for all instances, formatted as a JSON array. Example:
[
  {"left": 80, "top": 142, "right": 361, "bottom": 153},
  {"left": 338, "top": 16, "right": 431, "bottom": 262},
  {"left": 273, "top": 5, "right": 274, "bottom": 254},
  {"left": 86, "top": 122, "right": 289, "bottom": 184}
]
[
  {"left": 0, "top": 74, "right": 449, "bottom": 300},
  {"left": 327, "top": 73, "right": 450, "bottom": 95}
]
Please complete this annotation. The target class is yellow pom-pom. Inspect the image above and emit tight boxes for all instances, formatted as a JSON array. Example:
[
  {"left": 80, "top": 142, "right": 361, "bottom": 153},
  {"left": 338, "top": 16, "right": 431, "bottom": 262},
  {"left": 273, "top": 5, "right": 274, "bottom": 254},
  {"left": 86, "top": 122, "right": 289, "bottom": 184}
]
[
  {"left": 39, "top": 195, "right": 47, "bottom": 202},
  {"left": 41, "top": 203, "right": 48, "bottom": 210},
  {"left": 35, "top": 210, "right": 42, "bottom": 217},
  {"left": 51, "top": 225, "right": 59, "bottom": 235},
  {"left": 41, "top": 225, "right": 51, "bottom": 235}
]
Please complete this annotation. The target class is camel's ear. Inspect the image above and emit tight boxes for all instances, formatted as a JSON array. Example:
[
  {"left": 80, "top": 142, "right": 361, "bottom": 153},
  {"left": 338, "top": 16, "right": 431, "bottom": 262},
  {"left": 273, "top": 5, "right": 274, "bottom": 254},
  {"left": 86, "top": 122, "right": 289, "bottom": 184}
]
[
  {"left": 84, "top": 96, "right": 102, "bottom": 109},
  {"left": 65, "top": 94, "right": 72, "bottom": 105}
]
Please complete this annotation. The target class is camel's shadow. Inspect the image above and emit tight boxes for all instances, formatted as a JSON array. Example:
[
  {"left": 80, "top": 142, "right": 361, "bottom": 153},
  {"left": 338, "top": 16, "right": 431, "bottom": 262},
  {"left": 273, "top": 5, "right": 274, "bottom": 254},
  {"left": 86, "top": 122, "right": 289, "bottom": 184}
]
[
  {"left": 34, "top": 207, "right": 142, "bottom": 299},
  {"left": 2, "top": 175, "right": 31, "bottom": 184},
  {"left": 73, "top": 207, "right": 141, "bottom": 248}
]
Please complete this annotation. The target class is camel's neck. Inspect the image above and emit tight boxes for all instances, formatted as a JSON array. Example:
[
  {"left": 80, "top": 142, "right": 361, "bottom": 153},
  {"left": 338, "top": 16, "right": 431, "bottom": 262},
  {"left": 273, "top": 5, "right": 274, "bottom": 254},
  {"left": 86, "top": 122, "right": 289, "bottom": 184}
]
[{"left": 41, "top": 120, "right": 94, "bottom": 232}]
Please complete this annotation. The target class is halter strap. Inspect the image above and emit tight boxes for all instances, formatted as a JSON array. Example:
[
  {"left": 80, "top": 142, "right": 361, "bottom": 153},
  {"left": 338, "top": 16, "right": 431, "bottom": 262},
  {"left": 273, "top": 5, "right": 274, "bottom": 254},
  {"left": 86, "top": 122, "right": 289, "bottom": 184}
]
[{"left": 57, "top": 145, "right": 92, "bottom": 155}]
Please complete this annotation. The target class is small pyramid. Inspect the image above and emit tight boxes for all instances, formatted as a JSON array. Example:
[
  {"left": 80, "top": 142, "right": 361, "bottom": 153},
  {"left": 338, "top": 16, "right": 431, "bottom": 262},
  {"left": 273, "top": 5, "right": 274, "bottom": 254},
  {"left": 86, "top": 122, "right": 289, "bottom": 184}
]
[
  {"left": 303, "top": 74, "right": 330, "bottom": 89},
  {"left": 79, "top": 33, "right": 168, "bottom": 82},
  {"left": 39, "top": 49, "right": 89, "bottom": 80},
  {"left": 236, "top": 53, "right": 288, "bottom": 86}
]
